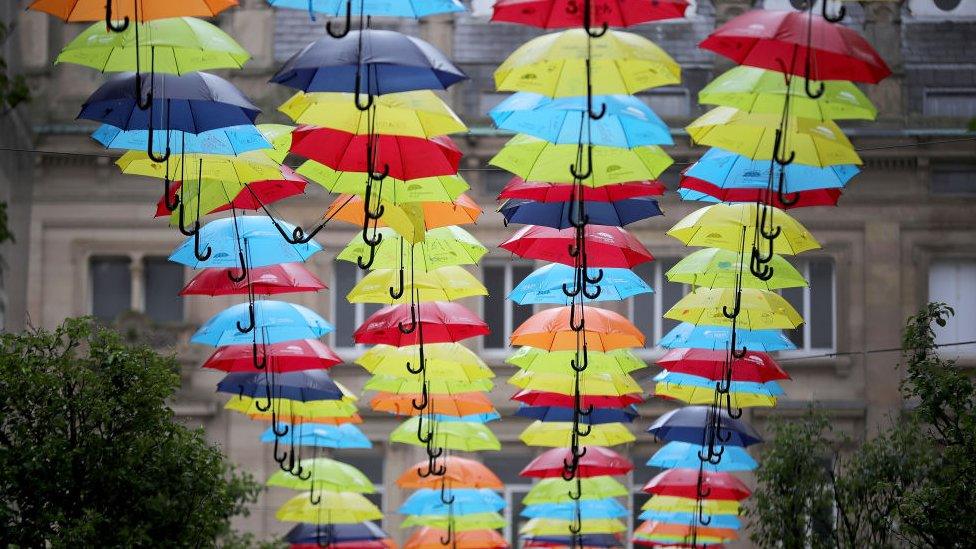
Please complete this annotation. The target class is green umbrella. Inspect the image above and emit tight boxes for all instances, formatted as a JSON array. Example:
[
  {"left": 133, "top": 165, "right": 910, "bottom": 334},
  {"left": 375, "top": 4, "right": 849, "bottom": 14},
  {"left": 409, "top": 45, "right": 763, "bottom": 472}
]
[
  {"left": 523, "top": 476, "right": 628, "bottom": 504},
  {"left": 401, "top": 512, "right": 507, "bottom": 531},
  {"left": 266, "top": 457, "right": 375, "bottom": 493},
  {"left": 666, "top": 247, "right": 808, "bottom": 290},
  {"left": 389, "top": 417, "right": 501, "bottom": 451},
  {"left": 337, "top": 227, "right": 487, "bottom": 272}
]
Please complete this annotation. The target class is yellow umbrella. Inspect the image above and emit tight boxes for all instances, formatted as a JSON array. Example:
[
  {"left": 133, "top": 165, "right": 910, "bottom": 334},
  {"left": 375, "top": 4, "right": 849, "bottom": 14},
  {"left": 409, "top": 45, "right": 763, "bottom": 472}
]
[
  {"left": 266, "top": 457, "right": 375, "bottom": 493},
  {"left": 356, "top": 343, "right": 493, "bottom": 381},
  {"left": 664, "top": 287, "right": 803, "bottom": 330},
  {"left": 519, "top": 421, "right": 636, "bottom": 447},
  {"left": 495, "top": 29, "right": 680, "bottom": 96},
  {"left": 347, "top": 266, "right": 487, "bottom": 304},
  {"left": 297, "top": 161, "right": 469, "bottom": 203},
  {"left": 279, "top": 90, "right": 467, "bottom": 137},
  {"left": 686, "top": 107, "right": 860, "bottom": 167},
  {"left": 667, "top": 203, "right": 820, "bottom": 255},
  {"left": 642, "top": 495, "right": 740, "bottom": 515},
  {"left": 524, "top": 476, "right": 629, "bottom": 504},
  {"left": 275, "top": 492, "right": 382, "bottom": 524},
  {"left": 117, "top": 150, "right": 283, "bottom": 182},
  {"left": 520, "top": 518, "right": 627, "bottom": 536},
  {"left": 654, "top": 383, "right": 778, "bottom": 408},
  {"left": 336, "top": 226, "right": 487, "bottom": 272},
  {"left": 508, "top": 369, "right": 642, "bottom": 396},
  {"left": 364, "top": 375, "right": 493, "bottom": 394},
  {"left": 507, "top": 347, "right": 647, "bottom": 375},
  {"left": 401, "top": 512, "right": 507, "bottom": 532},
  {"left": 224, "top": 397, "right": 359, "bottom": 419}
]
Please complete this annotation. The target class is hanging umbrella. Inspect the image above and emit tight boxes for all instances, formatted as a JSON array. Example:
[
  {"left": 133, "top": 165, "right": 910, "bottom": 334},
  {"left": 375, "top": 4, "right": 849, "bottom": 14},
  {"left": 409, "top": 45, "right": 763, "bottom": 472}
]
[
  {"left": 509, "top": 369, "right": 642, "bottom": 395},
  {"left": 656, "top": 348, "right": 789, "bottom": 383},
  {"left": 678, "top": 181, "right": 843, "bottom": 208},
  {"left": 276, "top": 491, "right": 383, "bottom": 523},
  {"left": 169, "top": 216, "right": 322, "bottom": 269},
  {"left": 203, "top": 339, "right": 341, "bottom": 372},
  {"left": 501, "top": 225, "right": 653, "bottom": 268},
  {"left": 348, "top": 266, "right": 487, "bottom": 304},
  {"left": 521, "top": 499, "right": 629, "bottom": 520},
  {"left": 365, "top": 375, "right": 492, "bottom": 395},
  {"left": 191, "top": 301, "right": 333, "bottom": 346},
  {"left": 405, "top": 527, "right": 508, "bottom": 549},
  {"left": 648, "top": 441, "right": 758, "bottom": 472},
  {"left": 510, "top": 306, "right": 645, "bottom": 352},
  {"left": 389, "top": 417, "right": 501, "bottom": 451},
  {"left": 500, "top": 177, "right": 666, "bottom": 202},
  {"left": 491, "top": 0, "right": 688, "bottom": 27},
  {"left": 271, "top": 30, "right": 467, "bottom": 95},
  {"left": 298, "top": 163, "right": 469, "bottom": 203},
  {"left": 326, "top": 194, "right": 482, "bottom": 230},
  {"left": 495, "top": 29, "right": 680, "bottom": 96},
  {"left": 515, "top": 405, "right": 638, "bottom": 424},
  {"left": 491, "top": 134, "right": 672, "bottom": 185},
  {"left": 285, "top": 522, "right": 389, "bottom": 545},
  {"left": 666, "top": 247, "right": 806, "bottom": 290},
  {"left": 664, "top": 287, "right": 803, "bottom": 330},
  {"left": 643, "top": 469, "right": 751, "bottom": 501},
  {"left": 659, "top": 322, "right": 796, "bottom": 352},
  {"left": 357, "top": 343, "right": 492, "bottom": 381},
  {"left": 634, "top": 521, "right": 738, "bottom": 541},
  {"left": 507, "top": 347, "right": 646, "bottom": 375},
  {"left": 520, "top": 518, "right": 627, "bottom": 535},
  {"left": 94, "top": 124, "right": 271, "bottom": 156},
  {"left": 353, "top": 301, "right": 488, "bottom": 346},
  {"left": 685, "top": 147, "right": 859, "bottom": 191},
  {"left": 523, "top": 534, "right": 623, "bottom": 548},
  {"left": 181, "top": 263, "right": 326, "bottom": 297},
  {"left": 259, "top": 423, "right": 372, "bottom": 448},
  {"left": 490, "top": 93, "right": 672, "bottom": 147},
  {"left": 647, "top": 405, "right": 763, "bottom": 447},
  {"left": 524, "top": 476, "right": 628, "bottom": 504},
  {"left": 500, "top": 197, "right": 663, "bottom": 229},
  {"left": 397, "top": 456, "right": 504, "bottom": 490},
  {"left": 637, "top": 509, "right": 742, "bottom": 529},
  {"left": 520, "top": 421, "right": 636, "bottom": 447},
  {"left": 667, "top": 203, "right": 820, "bottom": 255},
  {"left": 156, "top": 170, "right": 308, "bottom": 219},
  {"left": 231, "top": 398, "right": 360, "bottom": 422},
  {"left": 118, "top": 151, "right": 285, "bottom": 190},
  {"left": 699, "top": 9, "right": 891, "bottom": 83},
  {"left": 653, "top": 379, "right": 780, "bottom": 408},
  {"left": 267, "top": 0, "right": 465, "bottom": 19},
  {"left": 280, "top": 90, "right": 466, "bottom": 138},
  {"left": 402, "top": 512, "right": 506, "bottom": 531},
  {"left": 512, "top": 390, "right": 642, "bottom": 409},
  {"left": 399, "top": 488, "right": 506, "bottom": 516},
  {"left": 29, "top": 0, "right": 235, "bottom": 22},
  {"left": 641, "top": 495, "right": 740, "bottom": 515},
  {"left": 521, "top": 446, "right": 633, "bottom": 479},
  {"left": 371, "top": 391, "right": 495, "bottom": 417},
  {"left": 217, "top": 370, "right": 344, "bottom": 401},
  {"left": 268, "top": 457, "right": 375, "bottom": 493},
  {"left": 338, "top": 226, "right": 487, "bottom": 271},
  {"left": 510, "top": 264, "right": 652, "bottom": 305}
]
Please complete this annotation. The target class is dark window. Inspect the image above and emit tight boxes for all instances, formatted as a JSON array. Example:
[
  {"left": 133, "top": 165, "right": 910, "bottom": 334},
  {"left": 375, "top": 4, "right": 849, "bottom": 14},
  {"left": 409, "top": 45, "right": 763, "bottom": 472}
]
[
  {"left": 143, "top": 257, "right": 184, "bottom": 323},
  {"left": 931, "top": 163, "right": 976, "bottom": 195},
  {"left": 90, "top": 256, "right": 131, "bottom": 322}
]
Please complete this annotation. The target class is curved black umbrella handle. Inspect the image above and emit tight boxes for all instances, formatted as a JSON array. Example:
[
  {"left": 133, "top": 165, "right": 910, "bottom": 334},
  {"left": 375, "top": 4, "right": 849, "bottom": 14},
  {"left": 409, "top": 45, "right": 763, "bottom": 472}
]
[
  {"left": 135, "top": 47, "right": 156, "bottom": 111},
  {"left": 722, "top": 289, "right": 742, "bottom": 320},
  {"left": 398, "top": 303, "right": 419, "bottom": 334},
  {"left": 570, "top": 344, "right": 588, "bottom": 372},
  {"left": 567, "top": 475, "right": 584, "bottom": 501},
  {"left": 730, "top": 328, "right": 749, "bottom": 359},
  {"left": 584, "top": 57, "right": 607, "bottom": 119},
  {"left": 192, "top": 229, "right": 212, "bottom": 262},
  {"left": 581, "top": 0, "right": 609, "bottom": 38},
  {"left": 776, "top": 169, "right": 800, "bottom": 206},
  {"left": 803, "top": 6, "right": 826, "bottom": 99},
  {"left": 411, "top": 381, "right": 429, "bottom": 411},
  {"left": 582, "top": 266, "right": 603, "bottom": 285},
  {"left": 146, "top": 97, "right": 171, "bottom": 163},
  {"left": 236, "top": 300, "right": 255, "bottom": 334},
  {"left": 749, "top": 247, "right": 774, "bottom": 281},
  {"left": 272, "top": 434, "right": 289, "bottom": 464},
  {"left": 325, "top": 0, "right": 352, "bottom": 36},
  {"left": 569, "top": 302, "right": 585, "bottom": 332},
  {"left": 772, "top": 128, "right": 795, "bottom": 167},
  {"left": 255, "top": 385, "right": 272, "bottom": 412},
  {"left": 822, "top": 0, "right": 846, "bottom": 23},
  {"left": 228, "top": 248, "right": 248, "bottom": 283},
  {"left": 725, "top": 392, "right": 744, "bottom": 419},
  {"left": 177, "top": 201, "right": 196, "bottom": 236},
  {"left": 562, "top": 267, "right": 582, "bottom": 298},
  {"left": 390, "top": 267, "right": 406, "bottom": 299},
  {"left": 251, "top": 338, "right": 267, "bottom": 370},
  {"left": 105, "top": 0, "right": 130, "bottom": 32},
  {"left": 406, "top": 343, "right": 426, "bottom": 375},
  {"left": 162, "top": 176, "right": 179, "bottom": 211},
  {"left": 353, "top": 66, "right": 374, "bottom": 112},
  {"left": 438, "top": 517, "right": 454, "bottom": 545},
  {"left": 356, "top": 234, "right": 381, "bottom": 270},
  {"left": 440, "top": 480, "right": 455, "bottom": 505},
  {"left": 569, "top": 144, "right": 594, "bottom": 180}
]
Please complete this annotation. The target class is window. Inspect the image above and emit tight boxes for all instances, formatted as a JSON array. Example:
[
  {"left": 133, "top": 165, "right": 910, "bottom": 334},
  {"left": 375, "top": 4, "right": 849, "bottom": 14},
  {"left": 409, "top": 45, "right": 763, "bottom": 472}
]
[
  {"left": 780, "top": 258, "right": 836, "bottom": 352},
  {"left": 90, "top": 256, "right": 132, "bottom": 322},
  {"left": 638, "top": 88, "right": 690, "bottom": 119},
  {"left": 483, "top": 261, "right": 535, "bottom": 350},
  {"left": 928, "top": 259, "right": 976, "bottom": 355},
  {"left": 931, "top": 162, "right": 976, "bottom": 195},
  {"left": 923, "top": 89, "right": 976, "bottom": 118},
  {"left": 331, "top": 261, "right": 381, "bottom": 349},
  {"left": 908, "top": 0, "right": 976, "bottom": 18},
  {"left": 144, "top": 257, "right": 184, "bottom": 323},
  {"left": 628, "top": 258, "right": 685, "bottom": 348},
  {"left": 489, "top": 451, "right": 534, "bottom": 546}
]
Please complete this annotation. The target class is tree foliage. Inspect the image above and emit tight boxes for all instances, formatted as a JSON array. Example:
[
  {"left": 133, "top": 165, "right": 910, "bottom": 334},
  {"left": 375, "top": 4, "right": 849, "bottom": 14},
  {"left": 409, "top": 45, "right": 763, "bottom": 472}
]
[
  {"left": 747, "top": 303, "right": 976, "bottom": 548},
  {"left": 0, "top": 21, "right": 29, "bottom": 116},
  {"left": 0, "top": 318, "right": 264, "bottom": 548}
]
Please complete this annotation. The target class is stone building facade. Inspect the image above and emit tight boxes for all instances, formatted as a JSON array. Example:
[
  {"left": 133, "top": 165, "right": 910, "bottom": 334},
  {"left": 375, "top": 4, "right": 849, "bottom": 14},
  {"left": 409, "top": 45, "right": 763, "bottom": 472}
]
[{"left": 8, "top": 0, "right": 976, "bottom": 546}]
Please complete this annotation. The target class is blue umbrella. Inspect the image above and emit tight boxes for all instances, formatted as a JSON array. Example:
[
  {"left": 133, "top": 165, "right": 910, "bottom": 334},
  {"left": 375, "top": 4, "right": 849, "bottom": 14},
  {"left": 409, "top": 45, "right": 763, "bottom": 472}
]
[
  {"left": 169, "top": 216, "right": 322, "bottom": 269},
  {"left": 647, "top": 441, "right": 757, "bottom": 472},
  {"left": 509, "top": 263, "right": 652, "bottom": 305},
  {"left": 217, "top": 371, "right": 343, "bottom": 401},
  {"left": 285, "top": 521, "right": 388, "bottom": 544},
  {"left": 521, "top": 499, "right": 629, "bottom": 520},
  {"left": 490, "top": 93, "right": 672, "bottom": 147},
  {"left": 686, "top": 147, "right": 860, "bottom": 191},
  {"left": 92, "top": 124, "right": 272, "bottom": 155},
  {"left": 500, "top": 197, "right": 663, "bottom": 229},
  {"left": 659, "top": 322, "right": 796, "bottom": 352},
  {"left": 399, "top": 488, "right": 505, "bottom": 516},
  {"left": 267, "top": 0, "right": 464, "bottom": 18},
  {"left": 647, "top": 405, "right": 763, "bottom": 447},
  {"left": 653, "top": 371, "right": 785, "bottom": 396},
  {"left": 525, "top": 534, "right": 622, "bottom": 548},
  {"left": 433, "top": 412, "right": 501, "bottom": 423},
  {"left": 515, "top": 405, "right": 639, "bottom": 424},
  {"left": 192, "top": 301, "right": 333, "bottom": 346},
  {"left": 271, "top": 30, "right": 467, "bottom": 100},
  {"left": 260, "top": 423, "right": 372, "bottom": 448},
  {"left": 677, "top": 188, "right": 722, "bottom": 203},
  {"left": 637, "top": 510, "right": 742, "bottom": 529}
]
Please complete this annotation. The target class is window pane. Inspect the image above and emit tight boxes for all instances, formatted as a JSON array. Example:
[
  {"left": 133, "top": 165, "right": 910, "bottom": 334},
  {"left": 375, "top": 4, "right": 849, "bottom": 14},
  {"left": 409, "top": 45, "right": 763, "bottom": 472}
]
[
  {"left": 91, "top": 256, "right": 131, "bottom": 322},
  {"left": 483, "top": 265, "right": 506, "bottom": 349},
  {"left": 931, "top": 163, "right": 976, "bottom": 195},
  {"left": 929, "top": 259, "right": 976, "bottom": 355},
  {"left": 333, "top": 262, "right": 359, "bottom": 347},
  {"left": 631, "top": 261, "right": 656, "bottom": 347},
  {"left": 143, "top": 257, "right": 184, "bottom": 323},
  {"left": 781, "top": 285, "right": 805, "bottom": 348},
  {"left": 809, "top": 260, "right": 834, "bottom": 349},
  {"left": 511, "top": 265, "right": 535, "bottom": 337},
  {"left": 660, "top": 258, "right": 684, "bottom": 337}
]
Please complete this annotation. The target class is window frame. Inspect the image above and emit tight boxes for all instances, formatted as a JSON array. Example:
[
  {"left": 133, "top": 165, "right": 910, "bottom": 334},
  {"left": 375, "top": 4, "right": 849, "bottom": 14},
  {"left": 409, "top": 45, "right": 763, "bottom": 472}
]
[
  {"left": 778, "top": 257, "right": 838, "bottom": 357},
  {"left": 330, "top": 260, "right": 380, "bottom": 352},
  {"left": 480, "top": 259, "right": 535, "bottom": 359}
]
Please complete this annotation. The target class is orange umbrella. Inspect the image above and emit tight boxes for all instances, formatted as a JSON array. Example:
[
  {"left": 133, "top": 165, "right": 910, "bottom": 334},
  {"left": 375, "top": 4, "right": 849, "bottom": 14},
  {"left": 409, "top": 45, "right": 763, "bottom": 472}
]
[
  {"left": 405, "top": 527, "right": 508, "bottom": 549},
  {"left": 397, "top": 456, "right": 504, "bottom": 490},
  {"left": 370, "top": 392, "right": 495, "bottom": 417},
  {"left": 29, "top": 0, "right": 236, "bottom": 22},
  {"left": 634, "top": 520, "right": 739, "bottom": 541},
  {"left": 324, "top": 193, "right": 482, "bottom": 230},
  {"left": 510, "top": 306, "right": 645, "bottom": 352}
]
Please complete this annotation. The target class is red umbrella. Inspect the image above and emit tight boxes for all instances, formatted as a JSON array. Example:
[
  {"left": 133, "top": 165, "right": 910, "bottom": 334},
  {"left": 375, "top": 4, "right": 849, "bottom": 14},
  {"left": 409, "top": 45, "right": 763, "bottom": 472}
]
[
  {"left": 180, "top": 263, "right": 326, "bottom": 296},
  {"left": 681, "top": 176, "right": 842, "bottom": 208},
  {"left": 353, "top": 301, "right": 489, "bottom": 347},
  {"left": 289, "top": 127, "right": 462, "bottom": 180},
  {"left": 520, "top": 446, "right": 633, "bottom": 478},
  {"left": 511, "top": 389, "right": 642, "bottom": 408},
  {"left": 491, "top": 0, "right": 689, "bottom": 28},
  {"left": 202, "top": 339, "right": 342, "bottom": 373},
  {"left": 500, "top": 225, "right": 653, "bottom": 268},
  {"left": 499, "top": 177, "right": 666, "bottom": 203},
  {"left": 642, "top": 468, "right": 751, "bottom": 501},
  {"left": 699, "top": 9, "right": 891, "bottom": 84},
  {"left": 155, "top": 167, "right": 307, "bottom": 217},
  {"left": 656, "top": 348, "right": 790, "bottom": 384}
]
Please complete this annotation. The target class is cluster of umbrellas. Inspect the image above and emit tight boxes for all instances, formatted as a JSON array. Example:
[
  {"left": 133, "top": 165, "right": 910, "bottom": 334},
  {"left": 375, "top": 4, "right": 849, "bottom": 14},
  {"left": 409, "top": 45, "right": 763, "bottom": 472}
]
[
  {"left": 637, "top": 5, "right": 891, "bottom": 547},
  {"left": 488, "top": 0, "right": 688, "bottom": 546}
]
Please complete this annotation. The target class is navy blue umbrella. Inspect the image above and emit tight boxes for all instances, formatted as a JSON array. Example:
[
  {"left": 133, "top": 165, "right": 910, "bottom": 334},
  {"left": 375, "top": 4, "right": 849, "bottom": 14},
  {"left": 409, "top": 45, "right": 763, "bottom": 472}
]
[
  {"left": 515, "top": 405, "right": 639, "bottom": 424},
  {"left": 500, "top": 197, "right": 663, "bottom": 229},
  {"left": 216, "top": 370, "right": 343, "bottom": 402},
  {"left": 647, "top": 405, "right": 763, "bottom": 447},
  {"left": 285, "top": 522, "right": 387, "bottom": 544},
  {"left": 271, "top": 29, "right": 467, "bottom": 102},
  {"left": 525, "top": 534, "right": 623, "bottom": 548}
]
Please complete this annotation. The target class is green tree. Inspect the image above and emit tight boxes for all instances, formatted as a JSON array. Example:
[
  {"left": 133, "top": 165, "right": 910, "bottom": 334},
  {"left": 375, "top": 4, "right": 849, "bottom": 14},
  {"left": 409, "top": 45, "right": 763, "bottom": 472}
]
[
  {"left": 0, "top": 21, "right": 29, "bottom": 116},
  {"left": 0, "top": 318, "right": 264, "bottom": 548}
]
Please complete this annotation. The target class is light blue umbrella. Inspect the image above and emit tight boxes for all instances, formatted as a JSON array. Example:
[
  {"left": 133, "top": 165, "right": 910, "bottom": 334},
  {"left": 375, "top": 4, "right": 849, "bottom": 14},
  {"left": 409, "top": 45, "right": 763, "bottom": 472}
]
[
  {"left": 260, "top": 423, "right": 372, "bottom": 448},
  {"left": 677, "top": 188, "right": 722, "bottom": 203},
  {"left": 653, "top": 371, "right": 785, "bottom": 396},
  {"left": 266, "top": 0, "right": 465, "bottom": 18},
  {"left": 509, "top": 263, "right": 652, "bottom": 305},
  {"left": 637, "top": 510, "right": 742, "bottom": 529},
  {"left": 647, "top": 441, "right": 757, "bottom": 472},
  {"left": 521, "top": 499, "right": 629, "bottom": 520},
  {"left": 490, "top": 93, "right": 672, "bottom": 147},
  {"left": 192, "top": 301, "right": 333, "bottom": 346},
  {"left": 399, "top": 488, "right": 505, "bottom": 516},
  {"left": 169, "top": 216, "right": 322, "bottom": 269},
  {"left": 659, "top": 322, "right": 796, "bottom": 352},
  {"left": 92, "top": 124, "right": 271, "bottom": 155},
  {"left": 686, "top": 147, "right": 860, "bottom": 191},
  {"left": 433, "top": 412, "right": 501, "bottom": 423}
]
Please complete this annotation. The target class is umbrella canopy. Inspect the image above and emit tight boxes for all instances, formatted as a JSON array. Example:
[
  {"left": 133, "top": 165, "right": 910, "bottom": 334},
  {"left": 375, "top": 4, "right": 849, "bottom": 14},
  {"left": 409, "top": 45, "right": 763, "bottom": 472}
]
[
  {"left": 358, "top": 343, "right": 491, "bottom": 381},
  {"left": 500, "top": 177, "right": 666, "bottom": 202},
  {"left": 523, "top": 534, "right": 623, "bottom": 548},
  {"left": 520, "top": 518, "right": 627, "bottom": 535},
  {"left": 648, "top": 441, "right": 758, "bottom": 472},
  {"left": 641, "top": 495, "right": 740, "bottom": 515},
  {"left": 156, "top": 170, "right": 307, "bottom": 220},
  {"left": 515, "top": 405, "right": 638, "bottom": 424},
  {"left": 634, "top": 520, "right": 738, "bottom": 542},
  {"left": 666, "top": 247, "right": 806, "bottom": 290},
  {"left": 353, "top": 301, "right": 488, "bottom": 346},
  {"left": 371, "top": 391, "right": 495, "bottom": 417},
  {"left": 667, "top": 203, "right": 820, "bottom": 255},
  {"left": 57, "top": 17, "right": 249, "bottom": 74},
  {"left": 326, "top": 194, "right": 481, "bottom": 231},
  {"left": 389, "top": 417, "right": 501, "bottom": 451},
  {"left": 169, "top": 216, "right": 322, "bottom": 268},
  {"left": 397, "top": 456, "right": 503, "bottom": 489},
  {"left": 664, "top": 287, "right": 803, "bottom": 330},
  {"left": 268, "top": 457, "right": 375, "bottom": 493},
  {"left": 95, "top": 124, "right": 271, "bottom": 155},
  {"left": 500, "top": 197, "right": 663, "bottom": 229},
  {"left": 29, "top": 0, "right": 235, "bottom": 21},
  {"left": 181, "top": 263, "right": 325, "bottom": 296},
  {"left": 491, "top": 0, "right": 689, "bottom": 27},
  {"left": 405, "top": 527, "right": 508, "bottom": 549},
  {"left": 298, "top": 162, "right": 468, "bottom": 203},
  {"left": 510, "top": 306, "right": 645, "bottom": 352},
  {"left": 510, "top": 264, "right": 652, "bottom": 305},
  {"left": 491, "top": 134, "right": 672, "bottom": 185},
  {"left": 521, "top": 499, "right": 629, "bottom": 520},
  {"left": 216, "top": 370, "right": 343, "bottom": 401},
  {"left": 280, "top": 90, "right": 466, "bottom": 137},
  {"left": 191, "top": 301, "right": 333, "bottom": 346},
  {"left": 401, "top": 512, "right": 506, "bottom": 532},
  {"left": 654, "top": 372, "right": 783, "bottom": 398},
  {"left": 521, "top": 446, "right": 634, "bottom": 478},
  {"left": 364, "top": 375, "right": 492, "bottom": 395},
  {"left": 647, "top": 405, "right": 763, "bottom": 447},
  {"left": 638, "top": 510, "right": 741, "bottom": 529},
  {"left": 655, "top": 384, "right": 777, "bottom": 408},
  {"left": 285, "top": 522, "right": 388, "bottom": 545},
  {"left": 259, "top": 423, "right": 371, "bottom": 448},
  {"left": 508, "top": 347, "right": 647, "bottom": 375},
  {"left": 348, "top": 266, "right": 487, "bottom": 304},
  {"left": 276, "top": 492, "right": 382, "bottom": 524},
  {"left": 520, "top": 421, "right": 636, "bottom": 447},
  {"left": 642, "top": 468, "right": 751, "bottom": 500},
  {"left": 509, "top": 369, "right": 641, "bottom": 396},
  {"left": 699, "top": 9, "right": 891, "bottom": 83},
  {"left": 495, "top": 29, "right": 680, "bottom": 96},
  {"left": 686, "top": 147, "right": 859, "bottom": 191},
  {"left": 267, "top": 0, "right": 465, "bottom": 18},
  {"left": 399, "top": 488, "right": 505, "bottom": 516},
  {"left": 658, "top": 322, "right": 796, "bottom": 352},
  {"left": 118, "top": 151, "right": 285, "bottom": 187},
  {"left": 501, "top": 224, "right": 653, "bottom": 268},
  {"left": 202, "top": 339, "right": 341, "bottom": 372},
  {"left": 234, "top": 398, "right": 360, "bottom": 422},
  {"left": 678, "top": 181, "right": 843, "bottom": 209},
  {"left": 337, "top": 227, "right": 487, "bottom": 271},
  {"left": 512, "top": 390, "right": 642, "bottom": 409},
  {"left": 490, "top": 93, "right": 672, "bottom": 147},
  {"left": 523, "top": 476, "right": 628, "bottom": 504},
  {"left": 656, "top": 348, "right": 789, "bottom": 383},
  {"left": 271, "top": 30, "right": 467, "bottom": 93}
]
